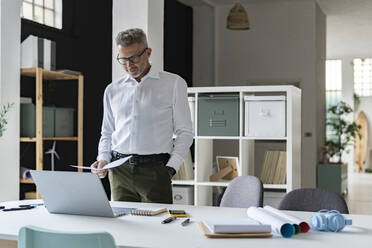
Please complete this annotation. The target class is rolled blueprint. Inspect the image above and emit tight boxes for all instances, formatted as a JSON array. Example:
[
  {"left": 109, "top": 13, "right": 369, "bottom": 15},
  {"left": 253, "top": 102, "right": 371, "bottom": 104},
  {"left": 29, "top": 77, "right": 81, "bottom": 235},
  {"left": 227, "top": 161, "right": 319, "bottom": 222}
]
[
  {"left": 264, "top": 205, "right": 310, "bottom": 233},
  {"left": 247, "top": 207, "right": 295, "bottom": 238}
]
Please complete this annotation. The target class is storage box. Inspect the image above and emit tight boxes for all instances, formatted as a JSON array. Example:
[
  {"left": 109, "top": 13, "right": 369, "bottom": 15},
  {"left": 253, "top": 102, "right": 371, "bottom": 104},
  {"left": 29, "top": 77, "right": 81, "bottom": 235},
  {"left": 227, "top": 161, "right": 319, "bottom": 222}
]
[
  {"left": 20, "top": 104, "right": 55, "bottom": 137},
  {"left": 198, "top": 96, "right": 239, "bottom": 136},
  {"left": 172, "top": 186, "right": 194, "bottom": 205},
  {"left": 55, "top": 107, "right": 75, "bottom": 137},
  {"left": 21, "top": 35, "right": 56, "bottom": 70},
  {"left": 244, "top": 96, "right": 286, "bottom": 137}
]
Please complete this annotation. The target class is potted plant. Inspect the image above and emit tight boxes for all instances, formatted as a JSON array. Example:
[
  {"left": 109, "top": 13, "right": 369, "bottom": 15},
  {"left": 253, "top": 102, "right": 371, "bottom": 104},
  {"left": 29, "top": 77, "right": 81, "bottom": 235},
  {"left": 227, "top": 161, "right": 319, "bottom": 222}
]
[
  {"left": 317, "top": 101, "right": 361, "bottom": 195},
  {"left": 0, "top": 103, "right": 14, "bottom": 137}
]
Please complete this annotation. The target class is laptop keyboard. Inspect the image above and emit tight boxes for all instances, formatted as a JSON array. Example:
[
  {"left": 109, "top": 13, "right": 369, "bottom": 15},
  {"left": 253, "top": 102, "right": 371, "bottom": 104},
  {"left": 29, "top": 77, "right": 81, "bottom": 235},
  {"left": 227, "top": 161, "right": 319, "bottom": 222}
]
[{"left": 112, "top": 207, "right": 136, "bottom": 217}]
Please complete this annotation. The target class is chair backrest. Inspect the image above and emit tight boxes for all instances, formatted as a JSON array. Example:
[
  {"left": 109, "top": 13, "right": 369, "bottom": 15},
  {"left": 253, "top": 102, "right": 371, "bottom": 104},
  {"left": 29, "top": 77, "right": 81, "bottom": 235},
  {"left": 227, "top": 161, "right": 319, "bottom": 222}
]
[
  {"left": 278, "top": 188, "right": 349, "bottom": 214},
  {"left": 220, "top": 176, "right": 263, "bottom": 208},
  {"left": 18, "top": 226, "right": 116, "bottom": 248}
]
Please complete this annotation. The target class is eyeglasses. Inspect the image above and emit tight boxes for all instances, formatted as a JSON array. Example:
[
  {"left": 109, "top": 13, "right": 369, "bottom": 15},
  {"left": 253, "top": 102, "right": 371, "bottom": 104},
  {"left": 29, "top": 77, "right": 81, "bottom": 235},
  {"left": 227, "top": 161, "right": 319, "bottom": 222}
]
[{"left": 117, "top": 48, "right": 148, "bottom": 65}]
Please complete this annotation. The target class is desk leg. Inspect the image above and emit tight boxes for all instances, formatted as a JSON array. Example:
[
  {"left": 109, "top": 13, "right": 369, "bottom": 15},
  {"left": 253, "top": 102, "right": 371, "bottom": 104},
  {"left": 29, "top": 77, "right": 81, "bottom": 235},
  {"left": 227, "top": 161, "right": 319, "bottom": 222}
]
[{"left": 0, "top": 239, "right": 17, "bottom": 248}]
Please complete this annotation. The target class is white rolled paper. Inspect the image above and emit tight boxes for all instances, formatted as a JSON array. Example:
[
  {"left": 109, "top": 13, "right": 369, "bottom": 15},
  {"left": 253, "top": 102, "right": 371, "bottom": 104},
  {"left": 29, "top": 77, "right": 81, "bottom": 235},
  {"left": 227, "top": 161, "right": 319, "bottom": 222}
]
[
  {"left": 264, "top": 206, "right": 310, "bottom": 233},
  {"left": 247, "top": 207, "right": 295, "bottom": 238}
]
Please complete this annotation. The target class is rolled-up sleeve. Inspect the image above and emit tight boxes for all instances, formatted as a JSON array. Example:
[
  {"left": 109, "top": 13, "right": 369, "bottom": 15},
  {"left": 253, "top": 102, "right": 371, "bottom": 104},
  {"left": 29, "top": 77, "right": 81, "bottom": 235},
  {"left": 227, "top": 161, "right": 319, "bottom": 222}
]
[
  {"left": 97, "top": 87, "right": 115, "bottom": 163},
  {"left": 166, "top": 77, "right": 194, "bottom": 171}
]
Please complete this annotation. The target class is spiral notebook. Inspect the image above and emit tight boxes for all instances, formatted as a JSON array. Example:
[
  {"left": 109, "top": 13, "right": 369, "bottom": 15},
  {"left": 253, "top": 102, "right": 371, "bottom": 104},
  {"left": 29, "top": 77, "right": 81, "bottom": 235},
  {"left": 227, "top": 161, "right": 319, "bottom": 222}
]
[{"left": 131, "top": 208, "right": 167, "bottom": 216}]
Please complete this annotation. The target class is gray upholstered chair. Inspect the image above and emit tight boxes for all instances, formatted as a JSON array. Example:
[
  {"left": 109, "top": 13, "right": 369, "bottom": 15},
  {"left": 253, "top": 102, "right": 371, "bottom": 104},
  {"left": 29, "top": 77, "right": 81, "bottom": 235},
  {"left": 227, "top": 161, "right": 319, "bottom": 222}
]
[
  {"left": 219, "top": 176, "right": 263, "bottom": 208},
  {"left": 278, "top": 188, "right": 349, "bottom": 214}
]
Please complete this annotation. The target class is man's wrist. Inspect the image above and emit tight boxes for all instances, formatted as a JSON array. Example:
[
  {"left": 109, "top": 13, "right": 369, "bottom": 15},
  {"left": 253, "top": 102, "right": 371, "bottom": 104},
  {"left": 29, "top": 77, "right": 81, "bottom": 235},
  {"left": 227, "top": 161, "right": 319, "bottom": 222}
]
[{"left": 166, "top": 166, "right": 177, "bottom": 176}]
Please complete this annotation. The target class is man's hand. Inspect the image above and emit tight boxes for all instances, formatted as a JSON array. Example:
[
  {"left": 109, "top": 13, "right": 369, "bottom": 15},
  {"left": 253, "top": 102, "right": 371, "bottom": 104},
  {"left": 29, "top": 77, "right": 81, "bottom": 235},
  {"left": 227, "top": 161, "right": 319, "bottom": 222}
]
[
  {"left": 166, "top": 166, "right": 176, "bottom": 180},
  {"left": 91, "top": 160, "right": 109, "bottom": 178}
]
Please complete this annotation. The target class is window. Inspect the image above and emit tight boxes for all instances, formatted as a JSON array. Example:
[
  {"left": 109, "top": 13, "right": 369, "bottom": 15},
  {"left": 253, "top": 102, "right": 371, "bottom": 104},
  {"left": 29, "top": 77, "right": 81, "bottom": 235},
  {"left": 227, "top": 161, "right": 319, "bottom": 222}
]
[
  {"left": 21, "top": 0, "right": 62, "bottom": 29},
  {"left": 354, "top": 58, "right": 372, "bottom": 96},
  {"left": 326, "top": 60, "right": 342, "bottom": 142}
]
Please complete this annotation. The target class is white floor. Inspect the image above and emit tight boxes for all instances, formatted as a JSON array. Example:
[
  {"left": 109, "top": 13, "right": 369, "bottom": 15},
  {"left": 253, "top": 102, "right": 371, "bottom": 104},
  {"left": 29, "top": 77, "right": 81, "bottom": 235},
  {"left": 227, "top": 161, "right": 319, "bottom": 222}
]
[{"left": 346, "top": 172, "right": 372, "bottom": 215}]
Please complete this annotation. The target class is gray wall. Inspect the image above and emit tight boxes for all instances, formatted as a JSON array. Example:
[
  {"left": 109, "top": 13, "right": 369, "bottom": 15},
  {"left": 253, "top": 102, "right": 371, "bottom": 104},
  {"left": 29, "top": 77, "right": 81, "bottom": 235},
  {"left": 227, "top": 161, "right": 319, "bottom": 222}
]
[
  {"left": 192, "top": 3, "right": 215, "bottom": 87},
  {"left": 212, "top": 0, "right": 326, "bottom": 187},
  {"left": 316, "top": 2, "right": 326, "bottom": 169}
]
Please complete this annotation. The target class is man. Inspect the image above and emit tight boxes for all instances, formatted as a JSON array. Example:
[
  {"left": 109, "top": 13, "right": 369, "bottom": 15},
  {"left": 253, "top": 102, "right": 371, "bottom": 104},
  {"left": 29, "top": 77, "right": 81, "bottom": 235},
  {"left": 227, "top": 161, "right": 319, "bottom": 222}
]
[{"left": 91, "top": 28, "right": 193, "bottom": 204}]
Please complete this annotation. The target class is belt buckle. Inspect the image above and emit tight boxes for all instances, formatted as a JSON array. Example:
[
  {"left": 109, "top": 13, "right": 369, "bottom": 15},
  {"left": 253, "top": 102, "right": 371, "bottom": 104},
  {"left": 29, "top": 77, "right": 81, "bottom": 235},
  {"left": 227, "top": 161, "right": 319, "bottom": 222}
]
[{"left": 129, "top": 156, "right": 136, "bottom": 165}]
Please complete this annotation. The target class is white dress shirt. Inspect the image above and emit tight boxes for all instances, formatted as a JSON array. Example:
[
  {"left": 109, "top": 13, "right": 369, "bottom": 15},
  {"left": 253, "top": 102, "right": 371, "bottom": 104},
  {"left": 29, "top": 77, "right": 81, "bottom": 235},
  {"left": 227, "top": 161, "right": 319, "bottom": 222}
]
[{"left": 97, "top": 67, "right": 194, "bottom": 171}]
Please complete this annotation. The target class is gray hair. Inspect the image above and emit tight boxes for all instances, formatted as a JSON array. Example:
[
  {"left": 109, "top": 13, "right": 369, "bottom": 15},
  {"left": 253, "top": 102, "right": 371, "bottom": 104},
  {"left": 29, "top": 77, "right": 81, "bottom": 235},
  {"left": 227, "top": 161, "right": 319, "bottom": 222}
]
[{"left": 116, "top": 28, "right": 148, "bottom": 47}]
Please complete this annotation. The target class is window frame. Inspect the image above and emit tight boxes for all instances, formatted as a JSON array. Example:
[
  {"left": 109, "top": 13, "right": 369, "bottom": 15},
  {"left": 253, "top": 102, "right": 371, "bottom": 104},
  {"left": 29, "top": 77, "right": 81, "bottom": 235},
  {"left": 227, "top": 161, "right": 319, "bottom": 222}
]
[
  {"left": 22, "top": 0, "right": 61, "bottom": 29},
  {"left": 325, "top": 59, "right": 342, "bottom": 143},
  {"left": 354, "top": 58, "right": 372, "bottom": 97}
]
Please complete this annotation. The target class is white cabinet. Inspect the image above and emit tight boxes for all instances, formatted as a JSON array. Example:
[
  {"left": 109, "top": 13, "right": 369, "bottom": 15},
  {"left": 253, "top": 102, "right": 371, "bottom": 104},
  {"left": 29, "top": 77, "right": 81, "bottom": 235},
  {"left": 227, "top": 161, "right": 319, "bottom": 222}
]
[{"left": 172, "top": 86, "right": 301, "bottom": 206}]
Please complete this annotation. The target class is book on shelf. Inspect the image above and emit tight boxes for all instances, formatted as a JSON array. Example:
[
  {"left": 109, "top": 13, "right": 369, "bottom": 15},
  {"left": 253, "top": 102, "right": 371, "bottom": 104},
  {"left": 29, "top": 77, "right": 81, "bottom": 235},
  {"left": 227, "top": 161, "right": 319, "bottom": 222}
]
[{"left": 260, "top": 150, "right": 286, "bottom": 184}]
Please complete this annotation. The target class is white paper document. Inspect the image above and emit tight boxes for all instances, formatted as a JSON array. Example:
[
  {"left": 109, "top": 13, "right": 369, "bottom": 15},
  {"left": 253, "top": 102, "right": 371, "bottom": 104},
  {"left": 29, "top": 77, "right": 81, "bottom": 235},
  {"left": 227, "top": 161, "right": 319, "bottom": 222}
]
[
  {"left": 69, "top": 156, "right": 132, "bottom": 171},
  {"left": 203, "top": 219, "right": 271, "bottom": 234}
]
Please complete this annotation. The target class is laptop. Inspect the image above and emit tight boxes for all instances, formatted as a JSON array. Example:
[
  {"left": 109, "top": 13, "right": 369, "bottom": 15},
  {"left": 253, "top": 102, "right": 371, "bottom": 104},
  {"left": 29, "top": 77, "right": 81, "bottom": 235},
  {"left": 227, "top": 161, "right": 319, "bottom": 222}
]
[{"left": 30, "top": 170, "right": 135, "bottom": 218}]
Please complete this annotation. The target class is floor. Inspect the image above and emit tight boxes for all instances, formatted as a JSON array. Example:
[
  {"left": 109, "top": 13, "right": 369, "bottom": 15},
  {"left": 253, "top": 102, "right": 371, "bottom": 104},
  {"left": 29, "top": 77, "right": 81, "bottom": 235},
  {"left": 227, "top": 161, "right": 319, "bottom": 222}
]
[{"left": 346, "top": 172, "right": 372, "bottom": 215}]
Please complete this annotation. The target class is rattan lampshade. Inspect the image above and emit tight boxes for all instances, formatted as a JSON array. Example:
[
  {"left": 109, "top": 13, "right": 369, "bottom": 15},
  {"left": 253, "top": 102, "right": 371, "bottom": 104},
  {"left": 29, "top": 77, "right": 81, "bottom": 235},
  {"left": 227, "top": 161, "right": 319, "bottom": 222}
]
[{"left": 227, "top": 3, "right": 250, "bottom": 30}]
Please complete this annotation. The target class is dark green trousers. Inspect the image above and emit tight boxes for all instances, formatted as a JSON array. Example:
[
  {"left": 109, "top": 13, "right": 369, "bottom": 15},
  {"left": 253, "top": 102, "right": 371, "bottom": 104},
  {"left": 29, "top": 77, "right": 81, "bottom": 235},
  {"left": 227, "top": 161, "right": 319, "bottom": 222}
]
[{"left": 108, "top": 159, "right": 173, "bottom": 204}]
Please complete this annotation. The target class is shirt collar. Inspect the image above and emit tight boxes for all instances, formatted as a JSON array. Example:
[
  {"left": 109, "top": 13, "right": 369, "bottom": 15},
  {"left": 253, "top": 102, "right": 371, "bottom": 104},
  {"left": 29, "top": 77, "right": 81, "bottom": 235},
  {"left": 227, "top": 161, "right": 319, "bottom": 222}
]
[{"left": 122, "top": 65, "right": 160, "bottom": 83}]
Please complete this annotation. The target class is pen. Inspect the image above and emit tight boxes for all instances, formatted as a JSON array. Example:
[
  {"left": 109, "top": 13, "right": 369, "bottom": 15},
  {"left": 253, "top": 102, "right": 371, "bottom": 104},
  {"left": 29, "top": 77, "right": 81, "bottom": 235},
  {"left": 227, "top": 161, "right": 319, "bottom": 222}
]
[
  {"left": 181, "top": 218, "right": 191, "bottom": 226},
  {"left": 3, "top": 206, "right": 35, "bottom": 212},
  {"left": 161, "top": 216, "right": 176, "bottom": 224},
  {"left": 19, "top": 203, "right": 44, "bottom": 207},
  {"left": 0, "top": 206, "right": 4, "bottom": 210}
]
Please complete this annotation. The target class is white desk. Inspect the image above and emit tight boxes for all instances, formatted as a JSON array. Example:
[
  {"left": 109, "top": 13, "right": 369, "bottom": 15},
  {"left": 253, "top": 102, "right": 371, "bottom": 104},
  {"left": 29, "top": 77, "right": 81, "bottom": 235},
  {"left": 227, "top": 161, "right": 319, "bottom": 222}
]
[{"left": 0, "top": 200, "right": 372, "bottom": 248}]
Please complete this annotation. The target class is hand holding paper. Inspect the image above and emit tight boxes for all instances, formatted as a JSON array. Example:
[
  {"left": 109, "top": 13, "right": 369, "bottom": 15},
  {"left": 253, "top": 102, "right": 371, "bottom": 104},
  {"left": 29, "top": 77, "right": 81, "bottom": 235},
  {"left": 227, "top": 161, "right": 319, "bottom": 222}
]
[{"left": 70, "top": 156, "right": 132, "bottom": 171}]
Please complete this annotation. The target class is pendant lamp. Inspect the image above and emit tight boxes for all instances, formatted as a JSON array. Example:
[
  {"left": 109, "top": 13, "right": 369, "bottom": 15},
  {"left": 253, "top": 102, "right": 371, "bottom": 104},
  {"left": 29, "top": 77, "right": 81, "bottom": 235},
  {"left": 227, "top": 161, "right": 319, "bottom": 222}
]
[{"left": 227, "top": 3, "right": 250, "bottom": 30}]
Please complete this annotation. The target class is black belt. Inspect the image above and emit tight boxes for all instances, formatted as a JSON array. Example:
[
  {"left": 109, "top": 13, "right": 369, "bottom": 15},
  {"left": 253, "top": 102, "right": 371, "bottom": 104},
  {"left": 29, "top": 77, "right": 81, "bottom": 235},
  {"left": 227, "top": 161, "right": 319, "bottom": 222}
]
[{"left": 111, "top": 151, "right": 170, "bottom": 165}]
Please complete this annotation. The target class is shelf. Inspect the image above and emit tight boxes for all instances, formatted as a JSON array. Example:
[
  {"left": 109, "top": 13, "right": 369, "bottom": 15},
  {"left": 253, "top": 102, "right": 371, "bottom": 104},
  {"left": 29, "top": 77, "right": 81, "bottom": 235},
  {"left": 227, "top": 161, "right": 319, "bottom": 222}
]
[
  {"left": 172, "top": 180, "right": 195, "bottom": 185},
  {"left": 20, "top": 179, "right": 34, "bottom": 184},
  {"left": 187, "top": 85, "right": 300, "bottom": 94},
  {"left": 194, "top": 182, "right": 287, "bottom": 188},
  {"left": 197, "top": 181, "right": 230, "bottom": 187},
  {"left": 19, "top": 67, "right": 84, "bottom": 201},
  {"left": 186, "top": 86, "right": 301, "bottom": 206},
  {"left": 20, "top": 137, "right": 37, "bottom": 142},
  {"left": 20, "top": 137, "right": 79, "bottom": 142},
  {"left": 196, "top": 136, "right": 240, "bottom": 140},
  {"left": 43, "top": 137, "right": 79, "bottom": 141},
  {"left": 241, "top": 136, "right": 287, "bottom": 141},
  {"left": 195, "top": 136, "right": 286, "bottom": 140},
  {"left": 263, "top": 184, "right": 287, "bottom": 190},
  {"left": 21, "top": 68, "right": 80, "bottom": 80}
]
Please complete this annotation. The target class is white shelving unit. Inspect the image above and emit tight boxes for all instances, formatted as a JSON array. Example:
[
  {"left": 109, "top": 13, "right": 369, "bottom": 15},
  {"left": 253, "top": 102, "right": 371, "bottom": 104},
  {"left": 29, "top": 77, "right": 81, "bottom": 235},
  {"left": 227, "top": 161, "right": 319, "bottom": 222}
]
[{"left": 172, "top": 85, "right": 301, "bottom": 206}]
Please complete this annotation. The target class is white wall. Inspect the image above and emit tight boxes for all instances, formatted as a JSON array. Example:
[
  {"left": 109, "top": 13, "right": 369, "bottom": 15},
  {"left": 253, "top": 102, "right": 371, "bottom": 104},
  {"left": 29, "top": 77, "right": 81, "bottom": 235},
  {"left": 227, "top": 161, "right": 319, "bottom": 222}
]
[
  {"left": 213, "top": 0, "right": 326, "bottom": 188},
  {"left": 112, "top": 0, "right": 164, "bottom": 81},
  {"left": 0, "top": 0, "right": 21, "bottom": 201}
]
